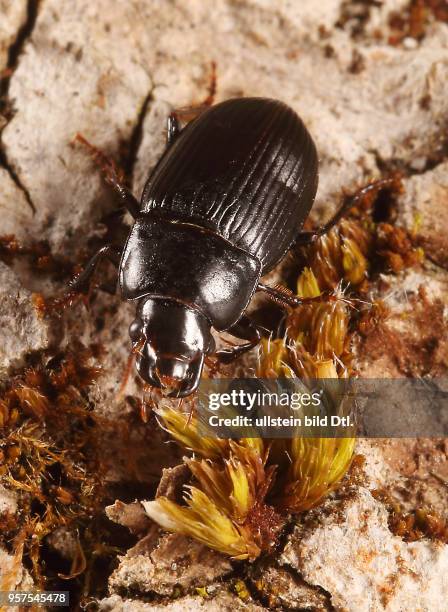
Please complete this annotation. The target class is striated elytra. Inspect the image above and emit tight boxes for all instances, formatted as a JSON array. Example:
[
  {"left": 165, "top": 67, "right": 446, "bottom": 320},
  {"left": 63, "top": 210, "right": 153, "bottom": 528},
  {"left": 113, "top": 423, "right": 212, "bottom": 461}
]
[{"left": 72, "top": 97, "right": 351, "bottom": 397}]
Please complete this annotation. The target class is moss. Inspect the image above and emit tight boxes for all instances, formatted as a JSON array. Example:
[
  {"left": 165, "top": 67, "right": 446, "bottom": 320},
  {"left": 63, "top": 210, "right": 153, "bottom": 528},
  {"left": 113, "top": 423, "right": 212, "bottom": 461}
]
[
  {"left": 373, "top": 490, "right": 448, "bottom": 543},
  {"left": 0, "top": 342, "right": 121, "bottom": 590},
  {"left": 144, "top": 177, "right": 426, "bottom": 560},
  {"left": 1, "top": 176, "right": 429, "bottom": 579},
  {"left": 0, "top": 233, "right": 79, "bottom": 281},
  {"left": 234, "top": 579, "right": 251, "bottom": 600},
  {"left": 388, "top": 0, "right": 448, "bottom": 46}
]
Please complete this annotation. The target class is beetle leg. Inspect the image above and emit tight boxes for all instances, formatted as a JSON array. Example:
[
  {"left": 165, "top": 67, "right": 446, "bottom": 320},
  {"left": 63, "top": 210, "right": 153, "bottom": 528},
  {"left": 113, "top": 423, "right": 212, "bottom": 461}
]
[
  {"left": 166, "top": 113, "right": 181, "bottom": 146},
  {"left": 294, "top": 177, "right": 400, "bottom": 246},
  {"left": 200, "top": 60, "right": 217, "bottom": 108},
  {"left": 215, "top": 315, "right": 261, "bottom": 363},
  {"left": 68, "top": 244, "right": 121, "bottom": 293},
  {"left": 257, "top": 282, "right": 327, "bottom": 309},
  {"left": 73, "top": 133, "right": 140, "bottom": 218},
  {"left": 166, "top": 62, "right": 217, "bottom": 132}
]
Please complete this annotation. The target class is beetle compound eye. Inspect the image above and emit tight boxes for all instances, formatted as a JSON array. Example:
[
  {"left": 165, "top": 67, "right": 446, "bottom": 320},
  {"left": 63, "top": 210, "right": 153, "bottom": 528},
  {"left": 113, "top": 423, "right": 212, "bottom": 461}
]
[{"left": 129, "top": 319, "right": 143, "bottom": 342}]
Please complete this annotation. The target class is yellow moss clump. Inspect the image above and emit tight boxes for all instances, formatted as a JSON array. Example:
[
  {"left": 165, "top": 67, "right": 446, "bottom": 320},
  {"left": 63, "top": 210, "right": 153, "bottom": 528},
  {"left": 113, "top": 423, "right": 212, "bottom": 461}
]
[
  {"left": 260, "top": 263, "right": 355, "bottom": 513},
  {"left": 144, "top": 489, "right": 260, "bottom": 559},
  {"left": 277, "top": 436, "right": 355, "bottom": 512},
  {"left": 146, "top": 178, "right": 423, "bottom": 560},
  {"left": 146, "top": 238, "right": 358, "bottom": 559},
  {"left": 303, "top": 219, "right": 369, "bottom": 291},
  {"left": 149, "top": 408, "right": 280, "bottom": 560},
  {"left": 156, "top": 407, "right": 228, "bottom": 459},
  {"left": 258, "top": 268, "right": 352, "bottom": 378}
]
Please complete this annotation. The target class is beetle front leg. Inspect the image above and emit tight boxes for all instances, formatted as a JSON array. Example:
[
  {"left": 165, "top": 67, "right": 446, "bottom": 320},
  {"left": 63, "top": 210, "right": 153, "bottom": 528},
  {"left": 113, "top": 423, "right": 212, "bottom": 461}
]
[
  {"left": 294, "top": 176, "right": 401, "bottom": 247},
  {"left": 215, "top": 315, "right": 261, "bottom": 364},
  {"left": 69, "top": 244, "right": 122, "bottom": 293},
  {"left": 73, "top": 134, "right": 140, "bottom": 218}
]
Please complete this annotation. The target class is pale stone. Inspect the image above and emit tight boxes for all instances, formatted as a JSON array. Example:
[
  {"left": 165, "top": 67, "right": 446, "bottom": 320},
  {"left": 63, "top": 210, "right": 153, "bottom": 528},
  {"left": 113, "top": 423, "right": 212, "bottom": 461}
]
[
  {"left": 0, "top": 261, "right": 49, "bottom": 375},
  {"left": 0, "top": 0, "right": 28, "bottom": 72},
  {"left": 0, "top": 547, "right": 34, "bottom": 595},
  {"left": 0, "top": 484, "right": 17, "bottom": 514},
  {"left": 99, "top": 592, "right": 265, "bottom": 611},
  {"left": 281, "top": 488, "right": 448, "bottom": 612},
  {"left": 399, "top": 162, "right": 448, "bottom": 268},
  {"left": 109, "top": 533, "right": 232, "bottom": 597},
  {"left": 0, "top": 168, "right": 33, "bottom": 238},
  {"left": 2, "top": 1, "right": 153, "bottom": 250}
]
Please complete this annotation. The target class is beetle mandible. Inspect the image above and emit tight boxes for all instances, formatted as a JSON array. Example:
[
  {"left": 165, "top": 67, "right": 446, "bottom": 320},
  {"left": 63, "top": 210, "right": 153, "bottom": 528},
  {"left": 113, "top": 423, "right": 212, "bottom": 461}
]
[{"left": 72, "top": 97, "right": 384, "bottom": 397}]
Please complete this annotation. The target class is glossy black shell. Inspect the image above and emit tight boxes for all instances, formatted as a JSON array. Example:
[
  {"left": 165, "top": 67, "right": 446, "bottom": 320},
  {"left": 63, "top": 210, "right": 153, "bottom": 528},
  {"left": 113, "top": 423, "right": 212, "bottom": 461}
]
[{"left": 140, "top": 97, "right": 318, "bottom": 273}]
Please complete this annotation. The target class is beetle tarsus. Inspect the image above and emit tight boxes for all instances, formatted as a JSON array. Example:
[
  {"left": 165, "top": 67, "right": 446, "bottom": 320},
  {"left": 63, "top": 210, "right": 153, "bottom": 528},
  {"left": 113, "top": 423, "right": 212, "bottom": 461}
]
[{"left": 73, "top": 133, "right": 140, "bottom": 218}]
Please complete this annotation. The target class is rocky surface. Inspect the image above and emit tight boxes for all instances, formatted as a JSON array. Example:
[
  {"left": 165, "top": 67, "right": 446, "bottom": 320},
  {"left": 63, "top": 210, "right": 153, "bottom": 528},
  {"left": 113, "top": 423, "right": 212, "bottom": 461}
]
[
  {"left": 0, "top": 0, "right": 447, "bottom": 610},
  {"left": 400, "top": 161, "right": 448, "bottom": 268},
  {"left": 0, "top": 547, "right": 34, "bottom": 595},
  {"left": 108, "top": 532, "right": 233, "bottom": 598},
  {"left": 0, "top": 1, "right": 27, "bottom": 74},
  {"left": 281, "top": 487, "right": 448, "bottom": 612},
  {"left": 0, "top": 261, "right": 49, "bottom": 373},
  {"left": 98, "top": 592, "right": 265, "bottom": 612},
  {"left": 0, "top": 483, "right": 17, "bottom": 515},
  {"left": 0, "top": 167, "right": 33, "bottom": 236}
]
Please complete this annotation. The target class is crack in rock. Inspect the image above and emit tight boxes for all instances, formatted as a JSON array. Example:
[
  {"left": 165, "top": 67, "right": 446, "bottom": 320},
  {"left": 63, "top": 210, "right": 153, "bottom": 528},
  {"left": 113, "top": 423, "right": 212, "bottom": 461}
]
[{"left": 0, "top": 0, "right": 40, "bottom": 212}]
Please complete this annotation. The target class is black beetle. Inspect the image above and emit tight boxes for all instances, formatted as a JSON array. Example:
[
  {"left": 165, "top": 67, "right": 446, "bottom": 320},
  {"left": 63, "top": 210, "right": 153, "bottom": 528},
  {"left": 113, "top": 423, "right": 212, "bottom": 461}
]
[{"left": 72, "top": 97, "right": 381, "bottom": 397}]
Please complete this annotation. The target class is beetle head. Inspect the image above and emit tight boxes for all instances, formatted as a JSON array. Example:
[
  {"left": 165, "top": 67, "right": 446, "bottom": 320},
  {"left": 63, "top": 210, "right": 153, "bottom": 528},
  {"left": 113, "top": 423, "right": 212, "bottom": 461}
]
[{"left": 129, "top": 297, "right": 214, "bottom": 397}]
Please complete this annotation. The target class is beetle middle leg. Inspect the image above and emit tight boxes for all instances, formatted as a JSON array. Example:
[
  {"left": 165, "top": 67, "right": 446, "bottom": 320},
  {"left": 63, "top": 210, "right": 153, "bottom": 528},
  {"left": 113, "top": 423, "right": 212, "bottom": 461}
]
[
  {"left": 69, "top": 244, "right": 122, "bottom": 293},
  {"left": 215, "top": 315, "right": 261, "bottom": 363},
  {"left": 73, "top": 134, "right": 140, "bottom": 218},
  {"left": 294, "top": 177, "right": 400, "bottom": 247}
]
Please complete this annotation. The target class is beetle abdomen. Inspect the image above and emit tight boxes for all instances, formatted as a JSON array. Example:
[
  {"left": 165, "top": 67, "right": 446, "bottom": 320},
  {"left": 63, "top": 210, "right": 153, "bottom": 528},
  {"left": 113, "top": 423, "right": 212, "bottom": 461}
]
[{"left": 141, "top": 98, "right": 318, "bottom": 272}]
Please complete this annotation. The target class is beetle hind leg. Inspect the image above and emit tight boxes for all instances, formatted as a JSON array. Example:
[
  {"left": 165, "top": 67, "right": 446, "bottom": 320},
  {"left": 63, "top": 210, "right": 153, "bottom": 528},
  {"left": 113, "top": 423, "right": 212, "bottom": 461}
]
[
  {"left": 73, "top": 133, "right": 140, "bottom": 218},
  {"left": 215, "top": 315, "right": 261, "bottom": 364},
  {"left": 294, "top": 176, "right": 401, "bottom": 247}
]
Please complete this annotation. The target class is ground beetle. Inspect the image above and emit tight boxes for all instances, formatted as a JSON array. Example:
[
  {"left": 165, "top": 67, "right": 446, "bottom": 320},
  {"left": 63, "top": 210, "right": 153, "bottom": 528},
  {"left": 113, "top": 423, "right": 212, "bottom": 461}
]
[{"left": 72, "top": 97, "right": 383, "bottom": 397}]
